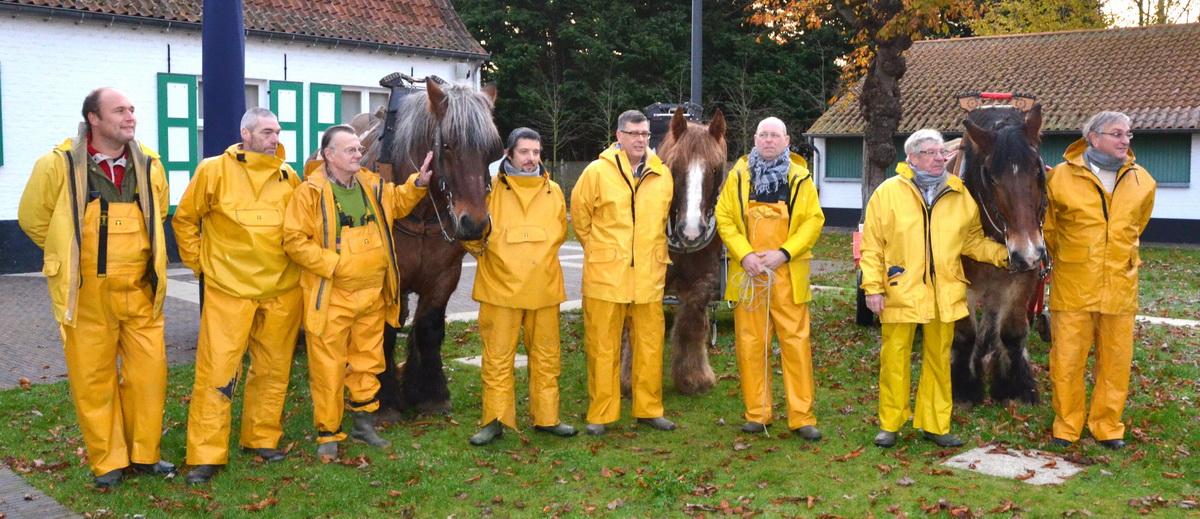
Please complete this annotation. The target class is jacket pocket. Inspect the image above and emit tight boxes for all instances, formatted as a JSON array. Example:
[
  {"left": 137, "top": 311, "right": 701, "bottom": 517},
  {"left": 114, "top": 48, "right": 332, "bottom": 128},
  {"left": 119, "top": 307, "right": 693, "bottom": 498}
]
[
  {"left": 1055, "top": 245, "right": 1089, "bottom": 263},
  {"left": 587, "top": 247, "right": 618, "bottom": 263},
  {"left": 505, "top": 225, "right": 547, "bottom": 244},
  {"left": 655, "top": 245, "right": 673, "bottom": 265},
  {"left": 106, "top": 216, "right": 143, "bottom": 234},
  {"left": 235, "top": 209, "right": 283, "bottom": 227}
]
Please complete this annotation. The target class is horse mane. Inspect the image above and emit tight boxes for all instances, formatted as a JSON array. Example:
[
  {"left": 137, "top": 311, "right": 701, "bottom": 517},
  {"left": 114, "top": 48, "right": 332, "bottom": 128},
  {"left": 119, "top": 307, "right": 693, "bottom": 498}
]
[
  {"left": 963, "top": 106, "right": 1041, "bottom": 193},
  {"left": 660, "top": 121, "right": 727, "bottom": 171},
  {"left": 388, "top": 84, "right": 502, "bottom": 171}
]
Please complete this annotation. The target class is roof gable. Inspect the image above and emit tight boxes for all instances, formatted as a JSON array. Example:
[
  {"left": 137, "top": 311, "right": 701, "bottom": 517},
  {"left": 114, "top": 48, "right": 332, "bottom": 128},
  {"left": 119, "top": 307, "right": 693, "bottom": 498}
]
[
  {"left": 1, "top": 0, "right": 487, "bottom": 59},
  {"left": 807, "top": 23, "right": 1200, "bottom": 135}
]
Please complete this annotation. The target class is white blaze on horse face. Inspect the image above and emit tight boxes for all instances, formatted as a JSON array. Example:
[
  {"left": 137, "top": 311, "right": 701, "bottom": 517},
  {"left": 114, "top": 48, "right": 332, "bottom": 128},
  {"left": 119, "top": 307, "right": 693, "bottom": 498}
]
[
  {"left": 1004, "top": 163, "right": 1047, "bottom": 269},
  {"left": 683, "top": 160, "right": 705, "bottom": 241}
]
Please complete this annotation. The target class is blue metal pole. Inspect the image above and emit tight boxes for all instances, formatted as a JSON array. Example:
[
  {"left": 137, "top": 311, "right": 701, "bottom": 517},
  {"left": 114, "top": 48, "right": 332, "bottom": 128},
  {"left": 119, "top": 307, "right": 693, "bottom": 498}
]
[{"left": 202, "top": 0, "right": 246, "bottom": 157}]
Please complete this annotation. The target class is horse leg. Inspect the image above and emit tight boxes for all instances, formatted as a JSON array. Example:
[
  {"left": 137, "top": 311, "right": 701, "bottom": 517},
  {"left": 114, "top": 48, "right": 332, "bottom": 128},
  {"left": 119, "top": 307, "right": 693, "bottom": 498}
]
[
  {"left": 377, "top": 322, "right": 405, "bottom": 419},
  {"left": 401, "top": 301, "right": 452, "bottom": 415},
  {"left": 671, "top": 296, "right": 716, "bottom": 395},
  {"left": 951, "top": 316, "right": 984, "bottom": 407},
  {"left": 990, "top": 303, "right": 1039, "bottom": 404}
]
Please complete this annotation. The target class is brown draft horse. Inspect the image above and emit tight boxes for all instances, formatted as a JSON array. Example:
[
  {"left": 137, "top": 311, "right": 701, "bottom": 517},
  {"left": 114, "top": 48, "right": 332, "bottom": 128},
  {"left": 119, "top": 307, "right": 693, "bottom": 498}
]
[
  {"left": 358, "top": 80, "right": 503, "bottom": 414},
  {"left": 952, "top": 103, "right": 1048, "bottom": 406},
  {"left": 621, "top": 108, "right": 727, "bottom": 395}
]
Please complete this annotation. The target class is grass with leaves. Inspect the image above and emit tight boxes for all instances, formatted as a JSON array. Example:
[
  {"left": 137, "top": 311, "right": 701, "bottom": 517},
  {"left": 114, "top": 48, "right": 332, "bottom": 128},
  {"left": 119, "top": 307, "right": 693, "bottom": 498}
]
[{"left": 0, "top": 235, "right": 1197, "bottom": 517}]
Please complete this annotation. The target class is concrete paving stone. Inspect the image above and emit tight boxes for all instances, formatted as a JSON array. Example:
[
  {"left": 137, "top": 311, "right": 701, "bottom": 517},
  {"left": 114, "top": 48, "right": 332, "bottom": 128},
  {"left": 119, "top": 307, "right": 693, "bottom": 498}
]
[{"left": 942, "top": 444, "right": 1085, "bottom": 485}]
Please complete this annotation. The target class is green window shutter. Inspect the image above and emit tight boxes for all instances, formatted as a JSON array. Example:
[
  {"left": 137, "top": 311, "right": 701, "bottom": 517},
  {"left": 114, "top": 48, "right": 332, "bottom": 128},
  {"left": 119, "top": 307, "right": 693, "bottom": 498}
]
[
  {"left": 269, "top": 80, "right": 304, "bottom": 174},
  {"left": 308, "top": 83, "right": 342, "bottom": 158},
  {"left": 824, "top": 137, "right": 863, "bottom": 179},
  {"left": 1134, "top": 133, "right": 1191, "bottom": 185},
  {"left": 1039, "top": 135, "right": 1077, "bottom": 167},
  {"left": 156, "top": 73, "right": 198, "bottom": 213}
]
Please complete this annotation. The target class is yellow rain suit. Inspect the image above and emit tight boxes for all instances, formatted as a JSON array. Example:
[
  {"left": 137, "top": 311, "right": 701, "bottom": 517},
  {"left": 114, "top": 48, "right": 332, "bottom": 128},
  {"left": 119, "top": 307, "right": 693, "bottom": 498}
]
[
  {"left": 570, "top": 145, "right": 673, "bottom": 424},
  {"left": 18, "top": 126, "right": 170, "bottom": 476},
  {"left": 283, "top": 163, "right": 425, "bottom": 443},
  {"left": 469, "top": 167, "right": 568, "bottom": 430},
  {"left": 860, "top": 162, "right": 1007, "bottom": 435},
  {"left": 1045, "top": 139, "right": 1155, "bottom": 442},
  {"left": 173, "top": 143, "right": 303, "bottom": 465},
  {"left": 715, "top": 153, "right": 824, "bottom": 429}
]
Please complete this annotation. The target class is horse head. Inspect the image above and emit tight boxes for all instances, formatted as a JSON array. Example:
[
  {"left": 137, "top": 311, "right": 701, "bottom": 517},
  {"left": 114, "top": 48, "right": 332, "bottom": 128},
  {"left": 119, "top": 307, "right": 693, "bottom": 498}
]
[
  {"left": 658, "top": 108, "right": 727, "bottom": 254},
  {"left": 962, "top": 104, "right": 1048, "bottom": 272},
  {"left": 382, "top": 80, "right": 502, "bottom": 241}
]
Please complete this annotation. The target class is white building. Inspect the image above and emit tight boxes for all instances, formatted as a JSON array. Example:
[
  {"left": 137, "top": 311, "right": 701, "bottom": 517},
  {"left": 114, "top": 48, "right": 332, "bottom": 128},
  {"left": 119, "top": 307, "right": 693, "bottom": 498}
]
[
  {"left": 0, "top": 0, "right": 488, "bottom": 272},
  {"left": 804, "top": 23, "right": 1200, "bottom": 243}
]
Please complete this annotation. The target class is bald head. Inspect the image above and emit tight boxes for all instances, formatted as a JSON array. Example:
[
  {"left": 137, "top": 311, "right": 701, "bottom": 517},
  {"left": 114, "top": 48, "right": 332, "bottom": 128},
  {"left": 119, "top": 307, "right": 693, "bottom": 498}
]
[{"left": 753, "top": 117, "right": 790, "bottom": 161}]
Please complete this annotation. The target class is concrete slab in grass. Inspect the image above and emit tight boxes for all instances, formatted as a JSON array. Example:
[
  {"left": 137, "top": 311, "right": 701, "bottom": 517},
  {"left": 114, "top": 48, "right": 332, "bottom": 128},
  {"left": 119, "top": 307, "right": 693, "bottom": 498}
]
[
  {"left": 942, "top": 444, "right": 1084, "bottom": 485},
  {"left": 454, "top": 354, "right": 528, "bottom": 369}
]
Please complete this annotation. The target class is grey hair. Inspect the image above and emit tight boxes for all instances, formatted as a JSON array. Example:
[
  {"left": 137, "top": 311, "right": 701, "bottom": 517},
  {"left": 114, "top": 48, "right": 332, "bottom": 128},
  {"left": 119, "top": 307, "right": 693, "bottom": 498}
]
[
  {"left": 388, "top": 84, "right": 502, "bottom": 169},
  {"left": 904, "top": 129, "right": 945, "bottom": 156},
  {"left": 616, "top": 109, "right": 648, "bottom": 131},
  {"left": 506, "top": 127, "right": 541, "bottom": 151},
  {"left": 240, "top": 107, "right": 278, "bottom": 131},
  {"left": 1082, "top": 111, "right": 1131, "bottom": 139}
]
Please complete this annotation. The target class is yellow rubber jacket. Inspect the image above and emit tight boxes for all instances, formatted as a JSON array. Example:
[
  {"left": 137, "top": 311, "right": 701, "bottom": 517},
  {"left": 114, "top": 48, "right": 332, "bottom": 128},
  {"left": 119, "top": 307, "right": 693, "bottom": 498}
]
[
  {"left": 570, "top": 145, "right": 673, "bottom": 304},
  {"left": 172, "top": 143, "right": 301, "bottom": 299},
  {"left": 471, "top": 170, "right": 568, "bottom": 309},
  {"left": 715, "top": 152, "right": 825, "bottom": 304},
  {"left": 282, "top": 163, "right": 426, "bottom": 335},
  {"left": 17, "top": 125, "right": 169, "bottom": 326},
  {"left": 1045, "top": 139, "right": 1156, "bottom": 315},
  {"left": 860, "top": 162, "right": 1008, "bottom": 323}
]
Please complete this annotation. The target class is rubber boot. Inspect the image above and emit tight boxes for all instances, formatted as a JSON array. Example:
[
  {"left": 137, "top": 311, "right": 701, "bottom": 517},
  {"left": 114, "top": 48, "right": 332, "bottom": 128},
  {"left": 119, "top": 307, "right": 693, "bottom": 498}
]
[{"left": 350, "top": 411, "right": 391, "bottom": 448}]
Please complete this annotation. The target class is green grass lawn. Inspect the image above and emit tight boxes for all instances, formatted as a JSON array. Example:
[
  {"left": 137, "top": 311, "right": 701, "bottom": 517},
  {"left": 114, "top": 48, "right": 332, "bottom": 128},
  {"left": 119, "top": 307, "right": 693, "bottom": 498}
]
[{"left": 1, "top": 239, "right": 1197, "bottom": 517}]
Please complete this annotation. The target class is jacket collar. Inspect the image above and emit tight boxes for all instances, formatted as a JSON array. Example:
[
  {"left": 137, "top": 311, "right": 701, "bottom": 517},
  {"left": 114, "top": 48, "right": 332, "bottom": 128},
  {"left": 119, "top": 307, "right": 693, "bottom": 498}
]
[
  {"left": 734, "top": 151, "right": 811, "bottom": 183},
  {"left": 600, "top": 144, "right": 666, "bottom": 178},
  {"left": 225, "top": 142, "right": 286, "bottom": 170},
  {"left": 894, "top": 161, "right": 965, "bottom": 193}
]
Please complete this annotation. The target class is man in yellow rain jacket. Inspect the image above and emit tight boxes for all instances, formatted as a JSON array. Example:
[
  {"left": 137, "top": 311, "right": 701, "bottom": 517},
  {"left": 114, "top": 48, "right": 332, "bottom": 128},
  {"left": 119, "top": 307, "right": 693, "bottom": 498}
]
[
  {"left": 1045, "top": 111, "right": 1155, "bottom": 450},
  {"left": 466, "top": 128, "right": 576, "bottom": 445},
  {"left": 283, "top": 125, "right": 430, "bottom": 459},
  {"left": 570, "top": 110, "right": 675, "bottom": 436},
  {"left": 860, "top": 129, "right": 1008, "bottom": 449},
  {"left": 173, "top": 108, "right": 302, "bottom": 484},
  {"left": 18, "top": 88, "right": 173, "bottom": 488},
  {"left": 715, "top": 117, "right": 825, "bottom": 441}
]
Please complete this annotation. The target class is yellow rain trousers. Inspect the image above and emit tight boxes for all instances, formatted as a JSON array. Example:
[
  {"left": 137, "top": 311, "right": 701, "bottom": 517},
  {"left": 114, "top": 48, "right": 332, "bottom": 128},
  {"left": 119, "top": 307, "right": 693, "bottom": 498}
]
[
  {"left": 66, "top": 199, "right": 167, "bottom": 476},
  {"left": 1049, "top": 311, "right": 1135, "bottom": 441},
  {"left": 479, "top": 303, "right": 562, "bottom": 429},
  {"left": 583, "top": 298, "right": 664, "bottom": 424},
  {"left": 732, "top": 201, "right": 816, "bottom": 430},
  {"left": 878, "top": 312, "right": 955, "bottom": 436},
  {"left": 184, "top": 284, "right": 301, "bottom": 464},
  {"left": 308, "top": 223, "right": 389, "bottom": 444}
]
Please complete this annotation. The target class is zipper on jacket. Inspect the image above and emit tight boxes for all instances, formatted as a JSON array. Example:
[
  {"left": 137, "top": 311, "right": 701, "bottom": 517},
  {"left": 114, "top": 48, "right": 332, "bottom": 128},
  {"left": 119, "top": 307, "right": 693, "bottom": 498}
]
[
  {"left": 63, "top": 152, "right": 84, "bottom": 288},
  {"left": 922, "top": 186, "right": 953, "bottom": 285},
  {"left": 616, "top": 158, "right": 638, "bottom": 267}
]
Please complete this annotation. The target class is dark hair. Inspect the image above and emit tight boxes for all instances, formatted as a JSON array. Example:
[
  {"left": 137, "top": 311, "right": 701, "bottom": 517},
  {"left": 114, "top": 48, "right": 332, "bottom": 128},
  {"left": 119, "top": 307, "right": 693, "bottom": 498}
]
[
  {"left": 616, "top": 109, "right": 647, "bottom": 131},
  {"left": 319, "top": 124, "right": 358, "bottom": 162},
  {"left": 506, "top": 127, "right": 541, "bottom": 152},
  {"left": 81, "top": 87, "right": 109, "bottom": 132}
]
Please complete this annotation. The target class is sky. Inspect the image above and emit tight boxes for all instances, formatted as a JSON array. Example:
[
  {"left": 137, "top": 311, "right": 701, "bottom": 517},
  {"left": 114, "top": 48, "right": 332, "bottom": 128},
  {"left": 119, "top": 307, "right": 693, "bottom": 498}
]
[{"left": 1103, "top": 0, "right": 1200, "bottom": 26}]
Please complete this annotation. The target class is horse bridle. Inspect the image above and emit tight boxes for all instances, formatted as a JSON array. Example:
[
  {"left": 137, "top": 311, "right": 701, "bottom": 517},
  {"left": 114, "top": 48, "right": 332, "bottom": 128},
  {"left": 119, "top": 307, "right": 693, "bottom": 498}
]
[
  {"left": 666, "top": 209, "right": 717, "bottom": 254},
  {"left": 415, "top": 120, "right": 493, "bottom": 244},
  {"left": 975, "top": 150, "right": 1051, "bottom": 276}
]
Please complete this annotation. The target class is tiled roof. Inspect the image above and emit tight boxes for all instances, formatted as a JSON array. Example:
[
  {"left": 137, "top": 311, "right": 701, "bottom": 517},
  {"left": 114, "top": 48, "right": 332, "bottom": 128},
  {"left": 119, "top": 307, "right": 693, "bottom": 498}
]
[
  {"left": 1, "top": 0, "right": 487, "bottom": 59},
  {"left": 807, "top": 23, "right": 1200, "bottom": 135}
]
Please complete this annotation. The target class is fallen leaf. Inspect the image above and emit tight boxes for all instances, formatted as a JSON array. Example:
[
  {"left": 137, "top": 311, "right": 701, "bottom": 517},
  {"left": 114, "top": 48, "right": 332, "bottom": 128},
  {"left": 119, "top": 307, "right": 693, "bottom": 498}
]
[
  {"left": 388, "top": 490, "right": 402, "bottom": 497},
  {"left": 606, "top": 498, "right": 624, "bottom": 510},
  {"left": 1015, "top": 469, "right": 1036, "bottom": 481},
  {"left": 239, "top": 497, "right": 278, "bottom": 512},
  {"left": 733, "top": 442, "right": 750, "bottom": 451},
  {"left": 1161, "top": 472, "right": 1183, "bottom": 479},
  {"left": 896, "top": 476, "right": 915, "bottom": 487},
  {"left": 18, "top": 378, "right": 31, "bottom": 390},
  {"left": 600, "top": 467, "right": 613, "bottom": 478},
  {"left": 1041, "top": 460, "right": 1058, "bottom": 469},
  {"left": 832, "top": 446, "right": 865, "bottom": 462},
  {"left": 875, "top": 464, "right": 893, "bottom": 474}
]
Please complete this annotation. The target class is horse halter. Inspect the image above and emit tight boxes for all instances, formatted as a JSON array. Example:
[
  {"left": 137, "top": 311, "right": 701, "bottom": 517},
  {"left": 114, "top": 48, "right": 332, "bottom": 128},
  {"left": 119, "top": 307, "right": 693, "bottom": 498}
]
[
  {"left": 666, "top": 209, "right": 717, "bottom": 254},
  {"left": 423, "top": 121, "right": 493, "bottom": 244},
  {"left": 975, "top": 149, "right": 1050, "bottom": 275}
]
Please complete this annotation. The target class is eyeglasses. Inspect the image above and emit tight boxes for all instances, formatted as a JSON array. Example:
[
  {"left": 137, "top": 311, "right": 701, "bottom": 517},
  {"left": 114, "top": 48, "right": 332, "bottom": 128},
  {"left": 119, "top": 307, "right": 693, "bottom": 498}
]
[
  {"left": 618, "top": 130, "right": 652, "bottom": 139},
  {"left": 917, "top": 149, "right": 950, "bottom": 157},
  {"left": 1098, "top": 131, "right": 1134, "bottom": 140}
]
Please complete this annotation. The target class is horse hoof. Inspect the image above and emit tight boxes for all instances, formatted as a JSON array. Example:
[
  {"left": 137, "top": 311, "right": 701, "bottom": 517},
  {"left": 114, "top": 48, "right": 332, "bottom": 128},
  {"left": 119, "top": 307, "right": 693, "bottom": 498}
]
[
  {"left": 675, "top": 374, "right": 716, "bottom": 396},
  {"left": 415, "top": 400, "right": 452, "bottom": 416},
  {"left": 953, "top": 400, "right": 976, "bottom": 412},
  {"left": 374, "top": 407, "right": 405, "bottom": 424}
]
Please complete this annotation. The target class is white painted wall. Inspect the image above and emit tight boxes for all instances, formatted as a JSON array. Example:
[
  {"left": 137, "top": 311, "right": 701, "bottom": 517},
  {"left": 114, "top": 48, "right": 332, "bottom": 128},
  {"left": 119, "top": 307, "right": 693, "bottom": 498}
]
[
  {"left": 0, "top": 13, "right": 480, "bottom": 220},
  {"left": 810, "top": 136, "right": 1200, "bottom": 221}
]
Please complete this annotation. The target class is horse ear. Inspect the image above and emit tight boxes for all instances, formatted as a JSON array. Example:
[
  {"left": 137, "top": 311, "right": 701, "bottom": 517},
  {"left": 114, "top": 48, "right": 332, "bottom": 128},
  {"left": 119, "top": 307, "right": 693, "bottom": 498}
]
[
  {"left": 1024, "top": 103, "right": 1043, "bottom": 146},
  {"left": 427, "top": 80, "right": 448, "bottom": 119},
  {"left": 480, "top": 83, "right": 498, "bottom": 104},
  {"left": 708, "top": 109, "right": 727, "bottom": 140},
  {"left": 964, "top": 119, "right": 995, "bottom": 151},
  {"left": 670, "top": 108, "right": 688, "bottom": 140}
]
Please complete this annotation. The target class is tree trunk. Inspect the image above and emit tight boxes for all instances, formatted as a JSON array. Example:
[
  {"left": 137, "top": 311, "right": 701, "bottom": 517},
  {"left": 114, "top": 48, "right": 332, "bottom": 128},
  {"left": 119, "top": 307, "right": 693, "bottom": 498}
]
[{"left": 857, "top": 35, "right": 911, "bottom": 223}]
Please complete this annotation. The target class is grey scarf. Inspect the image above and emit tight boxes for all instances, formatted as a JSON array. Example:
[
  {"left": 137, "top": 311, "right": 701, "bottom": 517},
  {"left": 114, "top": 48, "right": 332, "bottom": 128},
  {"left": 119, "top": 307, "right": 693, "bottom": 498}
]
[
  {"left": 501, "top": 157, "right": 541, "bottom": 177},
  {"left": 909, "top": 164, "right": 946, "bottom": 205},
  {"left": 1084, "top": 146, "right": 1125, "bottom": 172},
  {"left": 748, "top": 148, "right": 790, "bottom": 197}
]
